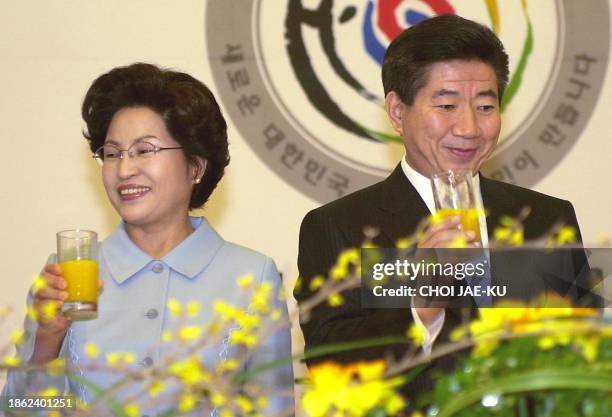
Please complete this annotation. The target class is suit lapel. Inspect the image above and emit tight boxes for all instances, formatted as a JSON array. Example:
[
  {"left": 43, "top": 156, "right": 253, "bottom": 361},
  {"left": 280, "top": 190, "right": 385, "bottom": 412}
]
[{"left": 376, "top": 164, "right": 430, "bottom": 245}]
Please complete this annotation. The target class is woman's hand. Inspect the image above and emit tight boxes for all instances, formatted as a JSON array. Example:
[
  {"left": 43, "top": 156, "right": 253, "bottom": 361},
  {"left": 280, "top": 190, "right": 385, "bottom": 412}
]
[
  {"left": 33, "top": 264, "right": 72, "bottom": 336},
  {"left": 30, "top": 264, "right": 103, "bottom": 363}
]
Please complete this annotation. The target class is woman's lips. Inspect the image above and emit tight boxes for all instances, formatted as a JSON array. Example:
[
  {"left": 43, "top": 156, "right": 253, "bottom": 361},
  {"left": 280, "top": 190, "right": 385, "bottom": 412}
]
[{"left": 117, "top": 185, "right": 151, "bottom": 201}]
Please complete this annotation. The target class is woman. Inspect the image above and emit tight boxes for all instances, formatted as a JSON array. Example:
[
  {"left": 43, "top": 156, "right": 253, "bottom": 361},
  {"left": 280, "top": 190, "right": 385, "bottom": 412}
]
[{"left": 4, "top": 63, "right": 293, "bottom": 415}]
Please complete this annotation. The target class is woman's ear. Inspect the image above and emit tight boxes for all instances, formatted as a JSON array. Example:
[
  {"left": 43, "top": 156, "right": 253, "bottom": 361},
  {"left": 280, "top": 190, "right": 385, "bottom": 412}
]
[{"left": 191, "top": 157, "right": 207, "bottom": 184}]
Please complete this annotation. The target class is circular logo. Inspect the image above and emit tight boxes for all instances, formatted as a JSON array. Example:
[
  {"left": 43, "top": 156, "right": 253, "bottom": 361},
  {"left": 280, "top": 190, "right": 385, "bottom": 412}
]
[{"left": 206, "top": 1, "right": 609, "bottom": 203}]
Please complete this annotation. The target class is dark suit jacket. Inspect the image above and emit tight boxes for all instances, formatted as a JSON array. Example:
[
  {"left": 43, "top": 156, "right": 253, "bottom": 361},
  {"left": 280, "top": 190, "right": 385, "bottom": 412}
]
[{"left": 295, "top": 164, "right": 588, "bottom": 395}]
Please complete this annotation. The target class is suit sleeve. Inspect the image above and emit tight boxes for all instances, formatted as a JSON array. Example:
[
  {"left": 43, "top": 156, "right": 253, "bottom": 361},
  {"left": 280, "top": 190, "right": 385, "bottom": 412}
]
[
  {"left": 295, "top": 209, "right": 415, "bottom": 366},
  {"left": 562, "top": 200, "right": 601, "bottom": 307}
]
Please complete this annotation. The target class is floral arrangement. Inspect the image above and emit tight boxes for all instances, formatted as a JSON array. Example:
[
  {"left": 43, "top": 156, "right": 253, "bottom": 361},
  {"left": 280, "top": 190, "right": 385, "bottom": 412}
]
[{"left": 1, "top": 216, "right": 610, "bottom": 417}]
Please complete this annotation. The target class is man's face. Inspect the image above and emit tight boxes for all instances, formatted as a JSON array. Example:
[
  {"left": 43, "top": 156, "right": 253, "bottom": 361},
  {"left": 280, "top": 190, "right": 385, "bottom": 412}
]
[{"left": 386, "top": 60, "right": 501, "bottom": 177}]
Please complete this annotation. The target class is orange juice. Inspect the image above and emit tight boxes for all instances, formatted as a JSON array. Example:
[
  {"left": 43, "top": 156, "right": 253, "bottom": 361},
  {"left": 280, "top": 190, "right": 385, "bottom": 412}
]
[
  {"left": 60, "top": 259, "right": 99, "bottom": 303},
  {"left": 433, "top": 208, "right": 482, "bottom": 242}
]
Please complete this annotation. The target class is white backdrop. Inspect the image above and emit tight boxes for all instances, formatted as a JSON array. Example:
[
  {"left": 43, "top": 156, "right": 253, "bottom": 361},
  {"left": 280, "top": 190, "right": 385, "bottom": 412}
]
[{"left": 1, "top": 1, "right": 611, "bottom": 387}]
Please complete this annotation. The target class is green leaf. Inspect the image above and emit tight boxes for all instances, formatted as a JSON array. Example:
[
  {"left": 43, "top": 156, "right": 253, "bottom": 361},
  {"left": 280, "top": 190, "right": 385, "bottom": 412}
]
[
  {"left": 436, "top": 368, "right": 612, "bottom": 417},
  {"left": 67, "top": 372, "right": 130, "bottom": 417}
]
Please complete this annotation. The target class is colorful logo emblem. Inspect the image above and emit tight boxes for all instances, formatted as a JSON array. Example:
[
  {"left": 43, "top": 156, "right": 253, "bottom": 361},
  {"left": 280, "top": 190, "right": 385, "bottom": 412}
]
[{"left": 207, "top": 1, "right": 609, "bottom": 203}]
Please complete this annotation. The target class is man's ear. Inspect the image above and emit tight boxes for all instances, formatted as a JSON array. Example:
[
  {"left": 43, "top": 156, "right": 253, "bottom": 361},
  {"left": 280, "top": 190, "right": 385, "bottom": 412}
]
[
  {"left": 385, "top": 91, "right": 405, "bottom": 135},
  {"left": 191, "top": 157, "right": 207, "bottom": 183}
]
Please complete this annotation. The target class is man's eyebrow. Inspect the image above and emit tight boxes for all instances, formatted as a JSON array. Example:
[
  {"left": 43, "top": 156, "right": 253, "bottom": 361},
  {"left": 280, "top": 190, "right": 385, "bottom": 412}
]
[
  {"left": 476, "top": 89, "right": 498, "bottom": 99},
  {"left": 432, "top": 89, "right": 458, "bottom": 99}
]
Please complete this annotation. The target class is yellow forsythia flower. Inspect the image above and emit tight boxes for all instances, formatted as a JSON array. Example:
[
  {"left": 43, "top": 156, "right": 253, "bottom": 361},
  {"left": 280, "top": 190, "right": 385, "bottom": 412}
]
[
  {"left": 124, "top": 404, "right": 139, "bottom": 417},
  {"left": 47, "top": 358, "right": 66, "bottom": 376},
  {"left": 10, "top": 329, "right": 24, "bottom": 345},
  {"left": 235, "top": 395, "right": 254, "bottom": 413},
  {"left": 186, "top": 301, "right": 201, "bottom": 317},
  {"left": 327, "top": 293, "right": 344, "bottom": 307},
  {"left": 167, "top": 298, "right": 182, "bottom": 316},
  {"left": 38, "top": 386, "right": 60, "bottom": 397},
  {"left": 309, "top": 276, "right": 325, "bottom": 291},
  {"left": 216, "top": 359, "right": 239, "bottom": 373},
  {"left": 32, "top": 275, "right": 47, "bottom": 292},
  {"left": 2, "top": 355, "right": 21, "bottom": 367},
  {"left": 211, "top": 392, "right": 227, "bottom": 407},
  {"left": 237, "top": 274, "right": 254, "bottom": 288},
  {"left": 148, "top": 381, "right": 166, "bottom": 398},
  {"left": 407, "top": 323, "right": 426, "bottom": 347},
  {"left": 219, "top": 409, "right": 235, "bottom": 417},
  {"left": 85, "top": 342, "right": 100, "bottom": 358},
  {"left": 178, "top": 394, "right": 197, "bottom": 412},
  {"left": 162, "top": 330, "right": 173, "bottom": 342},
  {"left": 178, "top": 326, "right": 202, "bottom": 342}
]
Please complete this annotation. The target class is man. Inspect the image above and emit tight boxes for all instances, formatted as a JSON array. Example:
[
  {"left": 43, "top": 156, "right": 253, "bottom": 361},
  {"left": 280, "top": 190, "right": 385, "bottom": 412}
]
[{"left": 295, "top": 15, "right": 589, "bottom": 382}]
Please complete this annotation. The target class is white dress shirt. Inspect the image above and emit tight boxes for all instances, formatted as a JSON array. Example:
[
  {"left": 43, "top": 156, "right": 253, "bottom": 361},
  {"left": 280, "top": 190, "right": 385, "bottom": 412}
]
[{"left": 400, "top": 157, "right": 489, "bottom": 353}]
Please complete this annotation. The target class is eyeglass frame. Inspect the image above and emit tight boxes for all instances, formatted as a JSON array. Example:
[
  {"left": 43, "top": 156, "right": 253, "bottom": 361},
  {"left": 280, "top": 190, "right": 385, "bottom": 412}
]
[{"left": 92, "top": 140, "right": 184, "bottom": 165}]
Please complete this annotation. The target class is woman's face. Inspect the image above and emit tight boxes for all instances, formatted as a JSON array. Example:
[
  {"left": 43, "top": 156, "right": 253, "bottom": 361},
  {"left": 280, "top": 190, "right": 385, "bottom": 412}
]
[{"left": 102, "top": 106, "right": 198, "bottom": 229}]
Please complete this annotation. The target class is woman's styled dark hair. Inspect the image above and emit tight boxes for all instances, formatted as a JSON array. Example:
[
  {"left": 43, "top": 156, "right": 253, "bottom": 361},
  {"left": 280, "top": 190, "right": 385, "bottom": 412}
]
[
  {"left": 82, "top": 62, "right": 229, "bottom": 208},
  {"left": 382, "top": 15, "right": 509, "bottom": 105}
]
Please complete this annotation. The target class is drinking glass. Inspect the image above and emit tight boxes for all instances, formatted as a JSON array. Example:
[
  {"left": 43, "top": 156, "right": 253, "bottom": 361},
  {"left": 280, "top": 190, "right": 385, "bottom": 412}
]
[
  {"left": 56, "top": 229, "right": 99, "bottom": 320},
  {"left": 430, "top": 170, "right": 481, "bottom": 242}
]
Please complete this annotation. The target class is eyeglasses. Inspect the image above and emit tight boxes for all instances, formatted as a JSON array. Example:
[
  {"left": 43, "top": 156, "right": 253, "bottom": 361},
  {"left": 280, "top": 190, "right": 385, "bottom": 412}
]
[{"left": 93, "top": 141, "right": 183, "bottom": 165}]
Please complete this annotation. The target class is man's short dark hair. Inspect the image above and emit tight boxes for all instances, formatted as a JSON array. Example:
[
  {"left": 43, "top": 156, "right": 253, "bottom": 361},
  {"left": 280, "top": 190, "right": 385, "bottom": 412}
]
[
  {"left": 82, "top": 63, "right": 229, "bottom": 209},
  {"left": 382, "top": 15, "right": 509, "bottom": 105}
]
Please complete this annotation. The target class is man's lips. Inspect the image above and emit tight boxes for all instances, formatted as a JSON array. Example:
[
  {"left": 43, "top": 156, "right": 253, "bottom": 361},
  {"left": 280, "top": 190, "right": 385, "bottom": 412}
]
[
  {"left": 445, "top": 146, "right": 478, "bottom": 159},
  {"left": 117, "top": 184, "right": 151, "bottom": 201}
]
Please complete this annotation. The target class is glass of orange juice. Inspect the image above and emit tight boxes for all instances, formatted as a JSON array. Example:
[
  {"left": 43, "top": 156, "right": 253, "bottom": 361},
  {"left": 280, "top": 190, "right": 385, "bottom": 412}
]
[
  {"left": 431, "top": 170, "right": 481, "bottom": 242},
  {"left": 57, "top": 229, "right": 99, "bottom": 320}
]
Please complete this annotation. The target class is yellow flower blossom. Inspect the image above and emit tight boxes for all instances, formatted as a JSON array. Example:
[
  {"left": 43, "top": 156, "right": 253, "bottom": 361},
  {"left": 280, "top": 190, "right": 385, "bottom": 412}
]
[
  {"left": 40, "top": 301, "right": 59, "bottom": 321},
  {"left": 26, "top": 306, "right": 39, "bottom": 321},
  {"left": 407, "top": 323, "right": 426, "bottom": 347},
  {"left": 85, "top": 342, "right": 100, "bottom": 358},
  {"left": 162, "top": 330, "right": 173, "bottom": 342},
  {"left": 237, "top": 274, "right": 254, "bottom": 288},
  {"left": 331, "top": 249, "right": 360, "bottom": 280},
  {"left": 47, "top": 358, "right": 66, "bottom": 376},
  {"left": 219, "top": 409, "right": 235, "bottom": 417},
  {"left": 327, "top": 293, "right": 344, "bottom": 307},
  {"left": 235, "top": 311, "right": 261, "bottom": 331},
  {"left": 186, "top": 301, "right": 201, "bottom": 317},
  {"left": 302, "top": 361, "right": 402, "bottom": 417},
  {"left": 167, "top": 298, "right": 182, "bottom": 317},
  {"left": 2, "top": 355, "right": 21, "bottom": 367},
  {"left": 148, "top": 381, "right": 166, "bottom": 398},
  {"left": 396, "top": 237, "right": 415, "bottom": 249},
  {"left": 256, "top": 396, "right": 269, "bottom": 409},
  {"left": 235, "top": 395, "right": 254, "bottom": 413},
  {"left": 229, "top": 330, "right": 258, "bottom": 347},
  {"left": 216, "top": 359, "right": 239, "bottom": 373},
  {"left": 214, "top": 300, "right": 239, "bottom": 321},
  {"left": 556, "top": 226, "right": 577, "bottom": 246},
  {"left": 250, "top": 282, "right": 272, "bottom": 314},
  {"left": 575, "top": 335, "right": 599, "bottom": 362},
  {"left": 271, "top": 309, "right": 282, "bottom": 321},
  {"left": 38, "top": 386, "right": 60, "bottom": 397},
  {"left": 10, "top": 329, "right": 24, "bottom": 345},
  {"left": 179, "top": 394, "right": 197, "bottom": 412},
  {"left": 106, "top": 352, "right": 136, "bottom": 367},
  {"left": 211, "top": 392, "right": 227, "bottom": 407},
  {"left": 32, "top": 275, "right": 47, "bottom": 292},
  {"left": 178, "top": 326, "right": 202, "bottom": 342},
  {"left": 169, "top": 357, "right": 211, "bottom": 386},
  {"left": 124, "top": 403, "right": 139, "bottom": 417},
  {"left": 309, "top": 276, "right": 325, "bottom": 291}
]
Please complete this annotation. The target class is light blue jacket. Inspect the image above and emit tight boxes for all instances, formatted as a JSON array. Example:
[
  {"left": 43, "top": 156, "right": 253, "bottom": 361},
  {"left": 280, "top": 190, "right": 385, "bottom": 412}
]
[{"left": 3, "top": 217, "right": 294, "bottom": 416}]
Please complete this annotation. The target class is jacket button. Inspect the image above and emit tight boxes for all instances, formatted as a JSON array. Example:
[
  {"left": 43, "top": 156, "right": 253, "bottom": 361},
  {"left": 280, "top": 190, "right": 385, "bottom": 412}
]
[
  {"left": 141, "top": 357, "right": 154, "bottom": 368},
  {"left": 145, "top": 309, "right": 158, "bottom": 319}
]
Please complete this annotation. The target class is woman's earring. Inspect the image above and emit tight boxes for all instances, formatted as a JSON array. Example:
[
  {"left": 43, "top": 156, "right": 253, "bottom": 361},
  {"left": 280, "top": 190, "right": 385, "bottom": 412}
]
[{"left": 194, "top": 178, "right": 201, "bottom": 184}]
